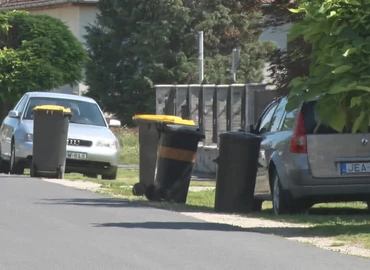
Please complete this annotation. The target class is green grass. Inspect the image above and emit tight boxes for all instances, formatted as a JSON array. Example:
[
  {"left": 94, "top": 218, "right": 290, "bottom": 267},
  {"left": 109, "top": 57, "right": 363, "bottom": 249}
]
[{"left": 111, "top": 127, "right": 139, "bottom": 165}]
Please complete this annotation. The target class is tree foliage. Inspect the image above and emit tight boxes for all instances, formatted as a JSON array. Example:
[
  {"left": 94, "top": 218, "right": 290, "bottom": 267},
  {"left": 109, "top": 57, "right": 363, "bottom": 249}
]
[
  {"left": 0, "top": 10, "right": 88, "bottom": 106},
  {"left": 84, "top": 0, "right": 274, "bottom": 124},
  {"left": 286, "top": 0, "right": 370, "bottom": 133}
]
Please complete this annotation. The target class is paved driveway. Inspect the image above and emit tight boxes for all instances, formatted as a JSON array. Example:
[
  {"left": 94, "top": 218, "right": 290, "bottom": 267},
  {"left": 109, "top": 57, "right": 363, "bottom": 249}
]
[{"left": 0, "top": 175, "right": 368, "bottom": 270}]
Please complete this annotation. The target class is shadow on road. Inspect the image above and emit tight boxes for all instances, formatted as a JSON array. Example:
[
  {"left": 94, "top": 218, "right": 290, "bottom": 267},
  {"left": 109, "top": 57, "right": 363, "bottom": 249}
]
[
  {"left": 93, "top": 221, "right": 247, "bottom": 232},
  {"left": 37, "top": 198, "right": 146, "bottom": 208},
  {"left": 37, "top": 197, "right": 216, "bottom": 213},
  {"left": 92, "top": 221, "right": 370, "bottom": 239}
]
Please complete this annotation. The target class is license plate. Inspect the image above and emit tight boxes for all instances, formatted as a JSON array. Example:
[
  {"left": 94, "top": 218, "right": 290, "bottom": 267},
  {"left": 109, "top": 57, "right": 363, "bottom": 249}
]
[
  {"left": 67, "top": 152, "right": 87, "bottom": 160},
  {"left": 340, "top": 162, "right": 370, "bottom": 174}
]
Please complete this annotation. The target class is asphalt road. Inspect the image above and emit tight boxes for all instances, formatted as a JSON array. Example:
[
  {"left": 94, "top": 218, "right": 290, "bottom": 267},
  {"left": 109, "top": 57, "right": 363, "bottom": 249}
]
[{"left": 0, "top": 176, "right": 368, "bottom": 270}]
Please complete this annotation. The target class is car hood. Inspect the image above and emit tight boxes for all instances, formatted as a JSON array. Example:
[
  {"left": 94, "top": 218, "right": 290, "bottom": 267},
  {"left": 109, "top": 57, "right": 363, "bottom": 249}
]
[{"left": 21, "top": 120, "right": 117, "bottom": 141}]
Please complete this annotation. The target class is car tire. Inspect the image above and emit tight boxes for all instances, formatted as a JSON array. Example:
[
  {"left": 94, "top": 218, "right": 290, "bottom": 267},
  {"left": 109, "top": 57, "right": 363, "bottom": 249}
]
[
  {"left": 10, "top": 142, "right": 24, "bottom": 175},
  {"left": 271, "top": 170, "right": 293, "bottom": 215},
  {"left": 102, "top": 169, "right": 117, "bottom": 180},
  {"left": 0, "top": 145, "right": 10, "bottom": 174}
]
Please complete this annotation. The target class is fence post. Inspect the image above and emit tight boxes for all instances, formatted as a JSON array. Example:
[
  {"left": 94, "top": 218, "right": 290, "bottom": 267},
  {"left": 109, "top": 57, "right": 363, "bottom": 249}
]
[
  {"left": 163, "top": 86, "right": 176, "bottom": 115},
  {"left": 182, "top": 84, "right": 191, "bottom": 120},
  {"left": 241, "top": 84, "right": 247, "bottom": 130},
  {"left": 226, "top": 84, "right": 233, "bottom": 131},
  {"left": 198, "top": 82, "right": 205, "bottom": 135},
  {"left": 212, "top": 84, "right": 219, "bottom": 144}
]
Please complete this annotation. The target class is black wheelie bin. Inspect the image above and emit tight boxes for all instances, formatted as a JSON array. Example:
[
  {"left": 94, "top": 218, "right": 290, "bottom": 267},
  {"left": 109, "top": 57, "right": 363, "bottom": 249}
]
[
  {"left": 145, "top": 122, "right": 205, "bottom": 204},
  {"left": 132, "top": 114, "right": 195, "bottom": 196},
  {"left": 31, "top": 105, "right": 72, "bottom": 179},
  {"left": 214, "top": 131, "right": 262, "bottom": 213}
]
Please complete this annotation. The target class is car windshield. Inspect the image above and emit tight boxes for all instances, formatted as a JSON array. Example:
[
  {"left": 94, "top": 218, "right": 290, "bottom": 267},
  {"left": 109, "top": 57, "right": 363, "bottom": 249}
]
[{"left": 23, "top": 97, "right": 107, "bottom": 127}]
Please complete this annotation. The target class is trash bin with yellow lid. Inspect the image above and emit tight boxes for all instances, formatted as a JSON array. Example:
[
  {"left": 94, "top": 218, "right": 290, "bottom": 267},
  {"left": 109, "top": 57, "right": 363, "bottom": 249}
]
[
  {"left": 132, "top": 114, "right": 196, "bottom": 196},
  {"left": 31, "top": 105, "right": 72, "bottom": 179},
  {"left": 144, "top": 123, "right": 205, "bottom": 204}
]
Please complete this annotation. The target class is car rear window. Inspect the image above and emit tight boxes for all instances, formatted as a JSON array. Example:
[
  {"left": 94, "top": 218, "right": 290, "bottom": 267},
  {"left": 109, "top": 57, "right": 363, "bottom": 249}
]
[
  {"left": 301, "top": 101, "right": 369, "bottom": 134},
  {"left": 302, "top": 101, "right": 343, "bottom": 134}
]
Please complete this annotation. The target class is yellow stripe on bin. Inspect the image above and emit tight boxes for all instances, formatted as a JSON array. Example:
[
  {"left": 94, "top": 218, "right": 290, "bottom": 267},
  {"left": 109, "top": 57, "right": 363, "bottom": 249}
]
[{"left": 158, "top": 146, "right": 196, "bottom": 163}]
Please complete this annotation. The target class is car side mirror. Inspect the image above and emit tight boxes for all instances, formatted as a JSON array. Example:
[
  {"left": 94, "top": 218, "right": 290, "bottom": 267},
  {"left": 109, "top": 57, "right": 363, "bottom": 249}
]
[
  {"left": 8, "top": 110, "right": 19, "bottom": 118},
  {"left": 109, "top": 119, "right": 121, "bottom": 128}
]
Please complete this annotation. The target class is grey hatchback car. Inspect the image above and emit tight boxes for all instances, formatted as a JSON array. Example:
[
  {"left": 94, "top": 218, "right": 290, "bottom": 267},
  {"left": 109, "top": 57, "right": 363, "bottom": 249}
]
[
  {"left": 253, "top": 96, "right": 370, "bottom": 215},
  {"left": 0, "top": 92, "right": 121, "bottom": 180}
]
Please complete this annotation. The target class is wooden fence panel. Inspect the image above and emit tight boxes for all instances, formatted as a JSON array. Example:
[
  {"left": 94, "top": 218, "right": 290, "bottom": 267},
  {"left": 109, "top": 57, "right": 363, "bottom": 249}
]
[{"left": 154, "top": 83, "right": 276, "bottom": 145}]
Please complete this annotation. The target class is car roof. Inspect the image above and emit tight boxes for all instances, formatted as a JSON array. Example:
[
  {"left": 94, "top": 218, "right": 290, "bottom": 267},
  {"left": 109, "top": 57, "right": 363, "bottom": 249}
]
[{"left": 24, "top": 91, "right": 96, "bottom": 103}]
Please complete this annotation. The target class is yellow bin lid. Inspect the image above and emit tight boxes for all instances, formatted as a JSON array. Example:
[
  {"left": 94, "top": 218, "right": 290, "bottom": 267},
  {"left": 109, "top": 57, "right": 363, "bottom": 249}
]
[
  {"left": 33, "top": 105, "right": 72, "bottom": 114},
  {"left": 133, "top": 114, "right": 195, "bottom": 126}
]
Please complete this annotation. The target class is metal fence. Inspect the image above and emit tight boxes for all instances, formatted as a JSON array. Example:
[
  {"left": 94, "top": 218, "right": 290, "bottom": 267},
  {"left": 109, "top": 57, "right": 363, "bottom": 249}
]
[{"left": 155, "top": 83, "right": 278, "bottom": 145}]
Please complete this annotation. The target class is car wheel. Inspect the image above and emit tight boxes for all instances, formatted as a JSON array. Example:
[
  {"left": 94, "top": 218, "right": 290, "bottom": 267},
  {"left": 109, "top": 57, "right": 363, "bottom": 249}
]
[
  {"left": 0, "top": 158, "right": 10, "bottom": 174},
  {"left": 102, "top": 169, "right": 117, "bottom": 180},
  {"left": 10, "top": 142, "right": 24, "bottom": 175},
  {"left": 0, "top": 147, "right": 10, "bottom": 174},
  {"left": 271, "top": 171, "right": 292, "bottom": 215}
]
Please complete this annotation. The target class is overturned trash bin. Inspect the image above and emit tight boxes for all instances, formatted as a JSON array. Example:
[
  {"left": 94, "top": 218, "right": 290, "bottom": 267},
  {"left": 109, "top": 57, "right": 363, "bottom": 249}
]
[
  {"left": 31, "top": 105, "right": 72, "bottom": 179},
  {"left": 214, "top": 131, "right": 262, "bottom": 214},
  {"left": 132, "top": 114, "right": 195, "bottom": 196},
  {"left": 145, "top": 124, "right": 205, "bottom": 204}
]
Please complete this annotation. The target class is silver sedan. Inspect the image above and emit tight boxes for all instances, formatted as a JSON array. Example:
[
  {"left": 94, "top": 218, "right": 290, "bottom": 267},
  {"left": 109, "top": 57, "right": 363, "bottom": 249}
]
[{"left": 0, "top": 92, "right": 121, "bottom": 180}]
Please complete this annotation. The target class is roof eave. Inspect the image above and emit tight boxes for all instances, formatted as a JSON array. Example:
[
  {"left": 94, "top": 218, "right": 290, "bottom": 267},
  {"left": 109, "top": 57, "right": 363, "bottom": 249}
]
[{"left": 0, "top": 0, "right": 98, "bottom": 10}]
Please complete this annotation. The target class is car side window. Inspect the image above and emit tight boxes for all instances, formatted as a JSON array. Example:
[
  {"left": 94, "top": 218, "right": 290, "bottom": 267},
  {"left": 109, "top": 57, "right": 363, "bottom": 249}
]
[
  {"left": 281, "top": 108, "right": 298, "bottom": 131},
  {"left": 14, "top": 96, "right": 28, "bottom": 115},
  {"left": 269, "top": 99, "right": 287, "bottom": 132},
  {"left": 257, "top": 103, "right": 278, "bottom": 134}
]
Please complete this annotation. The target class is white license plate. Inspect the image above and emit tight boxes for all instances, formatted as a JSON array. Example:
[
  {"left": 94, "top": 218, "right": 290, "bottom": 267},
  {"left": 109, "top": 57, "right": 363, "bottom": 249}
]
[
  {"left": 67, "top": 152, "right": 87, "bottom": 160},
  {"left": 340, "top": 162, "right": 370, "bottom": 174}
]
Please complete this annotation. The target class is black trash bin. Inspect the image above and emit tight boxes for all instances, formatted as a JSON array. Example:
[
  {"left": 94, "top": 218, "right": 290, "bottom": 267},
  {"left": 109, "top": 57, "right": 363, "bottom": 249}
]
[
  {"left": 145, "top": 124, "right": 205, "bottom": 204},
  {"left": 31, "top": 105, "right": 72, "bottom": 179},
  {"left": 132, "top": 115, "right": 195, "bottom": 196},
  {"left": 214, "top": 131, "right": 262, "bottom": 213}
]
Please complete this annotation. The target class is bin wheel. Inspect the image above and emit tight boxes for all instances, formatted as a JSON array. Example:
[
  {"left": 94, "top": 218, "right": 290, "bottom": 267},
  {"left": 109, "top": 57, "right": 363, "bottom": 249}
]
[
  {"left": 145, "top": 184, "right": 160, "bottom": 202},
  {"left": 132, "top": 183, "right": 146, "bottom": 196},
  {"left": 56, "top": 165, "right": 65, "bottom": 179},
  {"left": 30, "top": 166, "right": 40, "bottom": 178},
  {"left": 30, "top": 165, "right": 35, "bottom": 177},
  {"left": 57, "top": 170, "right": 64, "bottom": 179},
  {"left": 252, "top": 199, "right": 263, "bottom": 212}
]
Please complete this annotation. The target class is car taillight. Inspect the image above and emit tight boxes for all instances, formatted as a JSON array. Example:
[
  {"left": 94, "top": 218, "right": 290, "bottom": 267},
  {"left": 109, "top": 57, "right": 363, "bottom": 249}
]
[{"left": 290, "top": 111, "right": 307, "bottom": 153}]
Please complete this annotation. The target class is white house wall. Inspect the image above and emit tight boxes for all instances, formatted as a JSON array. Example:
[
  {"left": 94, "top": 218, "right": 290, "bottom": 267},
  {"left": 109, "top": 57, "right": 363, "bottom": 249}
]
[
  {"left": 259, "top": 22, "right": 292, "bottom": 89},
  {"left": 29, "top": 5, "right": 98, "bottom": 95}
]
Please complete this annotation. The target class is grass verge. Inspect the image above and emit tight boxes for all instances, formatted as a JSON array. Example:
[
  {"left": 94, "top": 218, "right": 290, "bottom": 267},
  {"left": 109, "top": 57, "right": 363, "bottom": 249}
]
[{"left": 111, "top": 127, "right": 139, "bottom": 165}]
